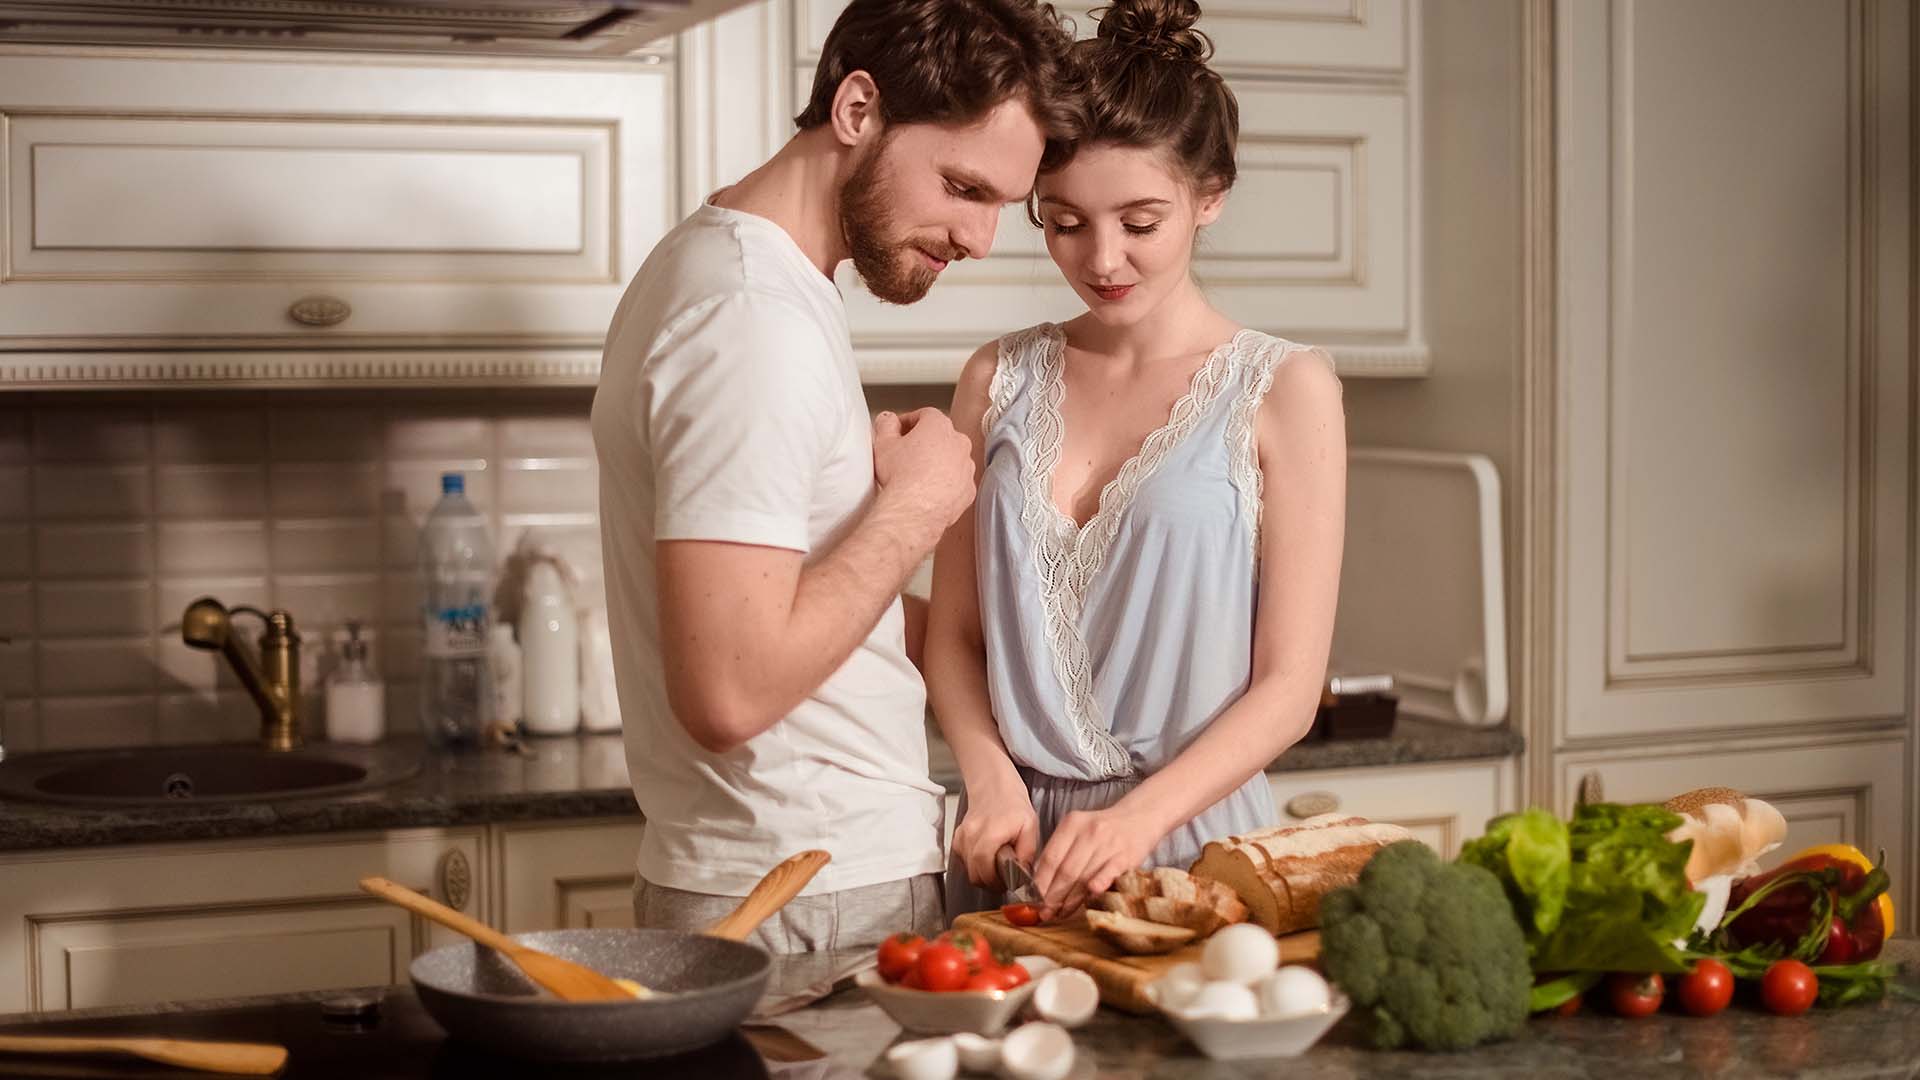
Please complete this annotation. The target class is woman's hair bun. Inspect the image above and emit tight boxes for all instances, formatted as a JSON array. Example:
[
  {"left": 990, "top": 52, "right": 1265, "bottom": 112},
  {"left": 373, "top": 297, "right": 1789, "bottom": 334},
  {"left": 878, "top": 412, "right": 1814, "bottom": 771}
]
[{"left": 1095, "top": 0, "right": 1212, "bottom": 65}]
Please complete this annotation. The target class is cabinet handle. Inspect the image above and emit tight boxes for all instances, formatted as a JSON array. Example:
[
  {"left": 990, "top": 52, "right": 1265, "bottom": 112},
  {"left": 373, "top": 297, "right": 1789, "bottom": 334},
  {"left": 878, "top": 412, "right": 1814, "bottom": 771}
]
[
  {"left": 288, "top": 295, "right": 352, "bottom": 327},
  {"left": 1576, "top": 771, "right": 1605, "bottom": 808},
  {"left": 1285, "top": 790, "right": 1340, "bottom": 819},
  {"left": 438, "top": 849, "right": 472, "bottom": 912}
]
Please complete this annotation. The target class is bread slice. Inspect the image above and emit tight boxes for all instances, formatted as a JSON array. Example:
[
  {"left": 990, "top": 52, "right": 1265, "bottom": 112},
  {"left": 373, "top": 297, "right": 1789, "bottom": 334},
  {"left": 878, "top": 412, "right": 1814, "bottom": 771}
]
[
  {"left": 1189, "top": 814, "right": 1415, "bottom": 933},
  {"left": 1085, "top": 909, "right": 1196, "bottom": 954},
  {"left": 1096, "top": 868, "right": 1250, "bottom": 938},
  {"left": 1663, "top": 787, "right": 1787, "bottom": 885}
]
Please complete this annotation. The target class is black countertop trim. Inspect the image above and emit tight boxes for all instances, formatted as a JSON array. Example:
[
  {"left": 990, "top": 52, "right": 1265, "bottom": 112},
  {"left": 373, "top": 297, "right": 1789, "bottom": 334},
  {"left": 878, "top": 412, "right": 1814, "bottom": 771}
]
[{"left": 0, "top": 717, "right": 1522, "bottom": 853}]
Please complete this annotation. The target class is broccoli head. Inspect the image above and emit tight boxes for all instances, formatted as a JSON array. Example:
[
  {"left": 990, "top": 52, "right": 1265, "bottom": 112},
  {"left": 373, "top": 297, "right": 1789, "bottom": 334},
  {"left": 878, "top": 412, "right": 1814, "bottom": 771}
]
[{"left": 1319, "top": 839, "right": 1532, "bottom": 1051}]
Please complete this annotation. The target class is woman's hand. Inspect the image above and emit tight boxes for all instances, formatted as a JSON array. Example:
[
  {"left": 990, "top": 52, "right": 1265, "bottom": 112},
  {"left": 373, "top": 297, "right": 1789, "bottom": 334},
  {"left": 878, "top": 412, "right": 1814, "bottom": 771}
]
[
  {"left": 1030, "top": 803, "right": 1163, "bottom": 921},
  {"left": 952, "top": 782, "right": 1041, "bottom": 891}
]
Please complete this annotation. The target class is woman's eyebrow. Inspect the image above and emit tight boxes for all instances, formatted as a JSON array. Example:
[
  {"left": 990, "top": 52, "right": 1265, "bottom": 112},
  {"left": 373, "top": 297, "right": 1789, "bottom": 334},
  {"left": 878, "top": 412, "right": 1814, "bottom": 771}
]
[{"left": 1034, "top": 196, "right": 1171, "bottom": 211}]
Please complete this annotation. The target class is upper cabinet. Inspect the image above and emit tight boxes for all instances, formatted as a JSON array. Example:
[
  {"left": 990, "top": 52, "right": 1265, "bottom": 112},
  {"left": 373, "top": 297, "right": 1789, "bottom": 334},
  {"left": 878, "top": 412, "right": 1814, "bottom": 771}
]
[
  {"left": 0, "top": 0, "right": 1424, "bottom": 389},
  {"left": 0, "top": 47, "right": 672, "bottom": 386},
  {"left": 795, "top": 0, "right": 1426, "bottom": 382}
]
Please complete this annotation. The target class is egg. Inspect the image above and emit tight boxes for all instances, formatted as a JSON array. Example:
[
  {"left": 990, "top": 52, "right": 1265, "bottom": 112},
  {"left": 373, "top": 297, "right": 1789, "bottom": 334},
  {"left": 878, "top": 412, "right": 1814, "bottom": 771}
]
[
  {"left": 1200, "top": 923, "right": 1280, "bottom": 985},
  {"left": 1149, "top": 962, "right": 1206, "bottom": 1011},
  {"left": 1179, "top": 981, "right": 1259, "bottom": 1022},
  {"left": 1032, "top": 968, "right": 1099, "bottom": 1029},
  {"left": 999, "top": 1022, "right": 1075, "bottom": 1080},
  {"left": 885, "top": 1037, "right": 959, "bottom": 1080},
  {"left": 1253, "top": 965, "right": 1332, "bottom": 1018},
  {"left": 1015, "top": 954, "right": 1060, "bottom": 980},
  {"left": 949, "top": 1032, "right": 1001, "bottom": 1073}
]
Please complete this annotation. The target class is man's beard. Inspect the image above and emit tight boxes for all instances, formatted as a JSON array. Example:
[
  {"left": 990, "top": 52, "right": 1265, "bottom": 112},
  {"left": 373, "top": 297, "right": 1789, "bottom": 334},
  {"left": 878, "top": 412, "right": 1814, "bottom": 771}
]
[{"left": 839, "top": 141, "right": 950, "bottom": 306}]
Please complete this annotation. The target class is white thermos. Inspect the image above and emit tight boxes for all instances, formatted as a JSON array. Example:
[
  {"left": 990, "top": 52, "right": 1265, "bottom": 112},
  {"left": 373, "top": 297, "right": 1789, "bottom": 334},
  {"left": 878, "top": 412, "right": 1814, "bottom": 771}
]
[{"left": 519, "top": 561, "right": 580, "bottom": 735}]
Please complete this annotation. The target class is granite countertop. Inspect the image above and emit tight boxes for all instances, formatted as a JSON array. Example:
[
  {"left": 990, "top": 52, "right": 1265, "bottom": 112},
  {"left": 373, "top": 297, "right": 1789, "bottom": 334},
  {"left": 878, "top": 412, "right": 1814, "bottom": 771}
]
[
  {"left": 0, "top": 717, "right": 1521, "bottom": 853},
  {"left": 0, "top": 941, "right": 1913, "bottom": 1078}
]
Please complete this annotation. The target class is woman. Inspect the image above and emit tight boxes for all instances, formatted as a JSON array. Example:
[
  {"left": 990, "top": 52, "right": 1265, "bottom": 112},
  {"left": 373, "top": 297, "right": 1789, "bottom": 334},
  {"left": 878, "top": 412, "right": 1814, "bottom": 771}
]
[{"left": 925, "top": 0, "right": 1347, "bottom": 921}]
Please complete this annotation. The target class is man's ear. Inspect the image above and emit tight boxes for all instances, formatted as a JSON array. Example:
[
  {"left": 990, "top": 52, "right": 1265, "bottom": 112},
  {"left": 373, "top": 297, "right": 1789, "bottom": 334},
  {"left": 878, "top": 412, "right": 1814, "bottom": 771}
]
[
  {"left": 830, "top": 71, "right": 884, "bottom": 148},
  {"left": 1195, "top": 185, "right": 1228, "bottom": 228}
]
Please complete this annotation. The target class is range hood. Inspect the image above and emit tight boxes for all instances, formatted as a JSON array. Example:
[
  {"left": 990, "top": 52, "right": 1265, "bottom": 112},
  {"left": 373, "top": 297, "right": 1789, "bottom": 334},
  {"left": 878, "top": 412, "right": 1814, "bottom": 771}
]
[{"left": 0, "top": 0, "right": 757, "bottom": 56}]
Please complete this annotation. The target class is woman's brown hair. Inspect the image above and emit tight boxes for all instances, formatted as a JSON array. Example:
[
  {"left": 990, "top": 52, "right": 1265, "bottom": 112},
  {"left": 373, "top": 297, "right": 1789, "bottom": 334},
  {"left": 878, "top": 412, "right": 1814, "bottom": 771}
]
[
  {"left": 1041, "top": 0, "right": 1238, "bottom": 197},
  {"left": 795, "top": 0, "right": 1078, "bottom": 140}
]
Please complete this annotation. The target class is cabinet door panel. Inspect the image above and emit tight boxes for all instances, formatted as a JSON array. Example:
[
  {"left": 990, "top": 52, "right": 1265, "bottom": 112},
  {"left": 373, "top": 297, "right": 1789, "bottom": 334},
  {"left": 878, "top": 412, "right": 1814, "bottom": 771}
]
[{"left": 495, "top": 820, "right": 645, "bottom": 933}]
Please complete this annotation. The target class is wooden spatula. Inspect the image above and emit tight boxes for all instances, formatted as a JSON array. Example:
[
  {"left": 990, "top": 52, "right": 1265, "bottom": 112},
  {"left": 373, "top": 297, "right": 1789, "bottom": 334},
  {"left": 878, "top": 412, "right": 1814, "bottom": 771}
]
[
  {"left": 358, "top": 876, "right": 638, "bottom": 1002},
  {"left": 0, "top": 1034, "right": 288, "bottom": 1075}
]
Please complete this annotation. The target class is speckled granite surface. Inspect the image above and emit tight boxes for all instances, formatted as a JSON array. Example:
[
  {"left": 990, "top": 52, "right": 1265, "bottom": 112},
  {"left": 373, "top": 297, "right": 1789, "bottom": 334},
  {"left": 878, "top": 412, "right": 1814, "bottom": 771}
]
[
  {"left": 0, "top": 941, "right": 1912, "bottom": 1078},
  {"left": 0, "top": 717, "right": 1520, "bottom": 852}
]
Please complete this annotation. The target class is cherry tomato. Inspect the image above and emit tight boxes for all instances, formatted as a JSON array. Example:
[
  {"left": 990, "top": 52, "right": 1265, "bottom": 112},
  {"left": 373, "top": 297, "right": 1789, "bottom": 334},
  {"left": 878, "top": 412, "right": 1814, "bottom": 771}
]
[
  {"left": 963, "top": 963, "right": 1025, "bottom": 992},
  {"left": 1760, "top": 959, "right": 1818, "bottom": 1016},
  {"left": 1002, "top": 961, "right": 1031, "bottom": 988},
  {"left": 915, "top": 941, "right": 971, "bottom": 993},
  {"left": 1553, "top": 992, "right": 1583, "bottom": 1017},
  {"left": 937, "top": 930, "right": 994, "bottom": 972},
  {"left": 1675, "top": 958, "right": 1733, "bottom": 1017},
  {"left": 1001, "top": 903, "right": 1041, "bottom": 927},
  {"left": 1816, "top": 918, "right": 1856, "bottom": 965},
  {"left": 1607, "top": 972, "right": 1664, "bottom": 1018},
  {"left": 876, "top": 932, "right": 926, "bottom": 983}
]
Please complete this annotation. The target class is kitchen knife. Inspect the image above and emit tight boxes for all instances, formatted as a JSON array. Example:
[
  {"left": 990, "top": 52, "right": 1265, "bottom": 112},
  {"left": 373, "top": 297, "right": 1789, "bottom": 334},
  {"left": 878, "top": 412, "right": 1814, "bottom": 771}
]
[{"left": 995, "top": 843, "right": 1040, "bottom": 905}]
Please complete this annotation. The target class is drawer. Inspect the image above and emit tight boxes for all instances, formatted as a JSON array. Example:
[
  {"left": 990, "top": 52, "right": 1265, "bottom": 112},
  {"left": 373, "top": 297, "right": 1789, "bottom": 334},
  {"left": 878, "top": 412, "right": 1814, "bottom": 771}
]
[{"left": 1267, "top": 758, "right": 1514, "bottom": 859}]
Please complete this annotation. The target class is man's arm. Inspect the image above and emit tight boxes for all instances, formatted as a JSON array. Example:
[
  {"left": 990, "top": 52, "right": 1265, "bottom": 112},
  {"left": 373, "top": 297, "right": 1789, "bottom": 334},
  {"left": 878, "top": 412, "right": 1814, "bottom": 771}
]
[{"left": 657, "top": 408, "right": 973, "bottom": 753}]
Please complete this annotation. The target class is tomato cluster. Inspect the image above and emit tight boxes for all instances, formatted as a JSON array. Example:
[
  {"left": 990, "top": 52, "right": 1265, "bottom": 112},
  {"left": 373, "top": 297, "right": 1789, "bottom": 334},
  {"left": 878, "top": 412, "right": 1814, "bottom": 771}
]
[
  {"left": 1562, "top": 957, "right": 1819, "bottom": 1020},
  {"left": 876, "top": 929, "right": 1031, "bottom": 993}
]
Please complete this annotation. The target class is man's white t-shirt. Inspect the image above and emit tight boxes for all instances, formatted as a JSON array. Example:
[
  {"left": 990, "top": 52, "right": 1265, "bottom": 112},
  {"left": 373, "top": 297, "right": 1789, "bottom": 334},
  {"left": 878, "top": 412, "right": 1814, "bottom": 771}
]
[{"left": 591, "top": 203, "right": 944, "bottom": 897}]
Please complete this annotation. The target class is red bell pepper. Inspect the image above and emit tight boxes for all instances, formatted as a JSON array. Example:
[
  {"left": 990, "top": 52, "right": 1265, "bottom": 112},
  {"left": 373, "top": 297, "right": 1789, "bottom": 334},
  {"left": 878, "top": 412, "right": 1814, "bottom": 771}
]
[{"left": 1723, "top": 845, "right": 1890, "bottom": 963}]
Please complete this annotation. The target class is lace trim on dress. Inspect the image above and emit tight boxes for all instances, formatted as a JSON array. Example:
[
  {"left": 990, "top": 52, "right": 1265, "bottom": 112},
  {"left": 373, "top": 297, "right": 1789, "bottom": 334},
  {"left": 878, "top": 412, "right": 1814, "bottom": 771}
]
[
  {"left": 1019, "top": 324, "right": 1254, "bottom": 780},
  {"left": 1225, "top": 338, "right": 1309, "bottom": 562},
  {"left": 982, "top": 328, "right": 1032, "bottom": 440}
]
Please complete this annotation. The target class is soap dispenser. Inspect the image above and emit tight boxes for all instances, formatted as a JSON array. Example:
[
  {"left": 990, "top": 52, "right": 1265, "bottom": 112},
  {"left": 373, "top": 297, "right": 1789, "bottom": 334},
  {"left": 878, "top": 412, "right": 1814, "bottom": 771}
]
[{"left": 326, "top": 621, "right": 386, "bottom": 745}]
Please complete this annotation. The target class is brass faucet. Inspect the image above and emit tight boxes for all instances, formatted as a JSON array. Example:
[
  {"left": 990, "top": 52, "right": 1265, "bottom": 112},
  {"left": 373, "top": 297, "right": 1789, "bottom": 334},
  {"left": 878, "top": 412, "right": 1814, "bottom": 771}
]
[{"left": 181, "top": 598, "right": 303, "bottom": 751}]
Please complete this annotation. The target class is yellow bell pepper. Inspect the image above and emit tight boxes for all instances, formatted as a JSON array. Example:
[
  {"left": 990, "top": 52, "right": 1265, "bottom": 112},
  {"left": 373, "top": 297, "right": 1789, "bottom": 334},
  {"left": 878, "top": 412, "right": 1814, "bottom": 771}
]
[{"left": 1783, "top": 843, "right": 1894, "bottom": 935}]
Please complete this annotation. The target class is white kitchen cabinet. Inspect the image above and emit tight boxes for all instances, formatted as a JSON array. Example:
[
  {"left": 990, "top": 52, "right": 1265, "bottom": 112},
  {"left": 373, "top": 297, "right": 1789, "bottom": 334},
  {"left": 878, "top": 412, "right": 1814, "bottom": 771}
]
[
  {"left": 1266, "top": 758, "right": 1517, "bottom": 860},
  {"left": 0, "top": 46, "right": 673, "bottom": 385},
  {"left": 0, "top": 828, "right": 484, "bottom": 1013},
  {"left": 1532, "top": 0, "right": 1915, "bottom": 932},
  {"left": 493, "top": 819, "right": 646, "bottom": 932},
  {"left": 791, "top": 0, "right": 1426, "bottom": 382}
]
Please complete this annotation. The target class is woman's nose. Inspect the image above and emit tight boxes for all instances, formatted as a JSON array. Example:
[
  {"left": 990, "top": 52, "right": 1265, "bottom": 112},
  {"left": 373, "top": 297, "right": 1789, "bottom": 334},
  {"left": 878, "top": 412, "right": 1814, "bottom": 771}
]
[{"left": 1088, "top": 229, "right": 1125, "bottom": 277}]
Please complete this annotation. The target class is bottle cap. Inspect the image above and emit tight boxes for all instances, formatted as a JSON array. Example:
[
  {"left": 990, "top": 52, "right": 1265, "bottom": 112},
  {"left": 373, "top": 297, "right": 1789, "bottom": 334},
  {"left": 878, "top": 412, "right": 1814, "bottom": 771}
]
[{"left": 441, "top": 472, "right": 464, "bottom": 495}]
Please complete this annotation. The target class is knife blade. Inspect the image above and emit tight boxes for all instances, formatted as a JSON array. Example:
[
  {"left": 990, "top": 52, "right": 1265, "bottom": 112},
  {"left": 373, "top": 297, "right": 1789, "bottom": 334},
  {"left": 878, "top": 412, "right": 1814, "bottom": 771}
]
[{"left": 995, "top": 844, "right": 1040, "bottom": 905}]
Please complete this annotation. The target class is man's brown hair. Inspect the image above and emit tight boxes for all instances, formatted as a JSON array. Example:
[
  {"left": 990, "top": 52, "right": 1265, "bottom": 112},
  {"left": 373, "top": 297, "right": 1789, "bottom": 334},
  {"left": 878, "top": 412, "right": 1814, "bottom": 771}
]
[{"left": 795, "top": 0, "right": 1078, "bottom": 140}]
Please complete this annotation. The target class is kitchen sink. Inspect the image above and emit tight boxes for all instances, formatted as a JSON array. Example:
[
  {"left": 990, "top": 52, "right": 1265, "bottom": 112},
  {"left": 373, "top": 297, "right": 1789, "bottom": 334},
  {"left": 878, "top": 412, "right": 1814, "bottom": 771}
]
[{"left": 0, "top": 743, "right": 422, "bottom": 806}]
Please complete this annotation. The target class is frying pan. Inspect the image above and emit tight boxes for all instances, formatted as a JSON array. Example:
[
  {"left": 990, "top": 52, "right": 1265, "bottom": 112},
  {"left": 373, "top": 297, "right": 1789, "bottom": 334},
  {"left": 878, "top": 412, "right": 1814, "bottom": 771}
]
[{"left": 409, "top": 850, "right": 827, "bottom": 1062}]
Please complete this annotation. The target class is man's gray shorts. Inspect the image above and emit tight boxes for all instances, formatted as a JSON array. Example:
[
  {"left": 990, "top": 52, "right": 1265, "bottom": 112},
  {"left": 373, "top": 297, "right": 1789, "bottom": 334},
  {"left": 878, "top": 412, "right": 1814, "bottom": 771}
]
[{"left": 633, "top": 873, "right": 945, "bottom": 954}]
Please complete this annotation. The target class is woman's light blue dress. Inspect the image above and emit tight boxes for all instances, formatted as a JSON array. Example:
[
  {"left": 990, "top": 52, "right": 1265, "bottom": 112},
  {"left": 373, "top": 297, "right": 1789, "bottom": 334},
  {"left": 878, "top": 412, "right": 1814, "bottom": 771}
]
[{"left": 946, "top": 322, "right": 1321, "bottom": 914}]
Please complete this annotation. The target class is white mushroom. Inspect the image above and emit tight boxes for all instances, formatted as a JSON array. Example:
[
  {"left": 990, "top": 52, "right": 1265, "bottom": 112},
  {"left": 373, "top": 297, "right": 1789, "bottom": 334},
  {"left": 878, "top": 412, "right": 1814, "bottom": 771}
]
[
  {"left": 886, "top": 1036, "right": 959, "bottom": 1080},
  {"left": 1000, "top": 1022, "right": 1075, "bottom": 1080},
  {"left": 1200, "top": 923, "right": 1280, "bottom": 985},
  {"left": 1031, "top": 968, "right": 1099, "bottom": 1029}
]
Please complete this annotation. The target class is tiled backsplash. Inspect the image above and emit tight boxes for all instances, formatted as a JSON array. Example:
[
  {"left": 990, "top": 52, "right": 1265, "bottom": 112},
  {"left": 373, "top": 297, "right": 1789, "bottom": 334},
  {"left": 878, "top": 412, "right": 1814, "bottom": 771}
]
[{"left": 0, "top": 389, "right": 605, "bottom": 753}]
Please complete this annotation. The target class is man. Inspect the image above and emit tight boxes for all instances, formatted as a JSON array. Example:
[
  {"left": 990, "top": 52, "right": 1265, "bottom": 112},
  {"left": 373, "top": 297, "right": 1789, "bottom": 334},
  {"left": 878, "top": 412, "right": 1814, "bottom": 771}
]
[{"left": 592, "top": 0, "right": 1078, "bottom": 952}]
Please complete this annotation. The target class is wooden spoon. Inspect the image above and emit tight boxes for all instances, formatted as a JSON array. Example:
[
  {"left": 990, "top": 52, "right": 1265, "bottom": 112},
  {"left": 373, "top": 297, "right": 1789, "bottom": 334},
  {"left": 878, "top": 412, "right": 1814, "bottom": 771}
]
[
  {"left": 359, "top": 849, "right": 830, "bottom": 1002},
  {"left": 359, "top": 876, "right": 638, "bottom": 1002},
  {"left": 706, "top": 848, "right": 832, "bottom": 942},
  {"left": 0, "top": 1034, "right": 288, "bottom": 1075}
]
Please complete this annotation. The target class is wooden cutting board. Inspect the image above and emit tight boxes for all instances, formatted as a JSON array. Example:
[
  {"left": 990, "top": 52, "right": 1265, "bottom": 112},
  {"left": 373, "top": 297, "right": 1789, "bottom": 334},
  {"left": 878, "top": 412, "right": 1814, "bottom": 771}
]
[{"left": 951, "top": 911, "right": 1320, "bottom": 1015}]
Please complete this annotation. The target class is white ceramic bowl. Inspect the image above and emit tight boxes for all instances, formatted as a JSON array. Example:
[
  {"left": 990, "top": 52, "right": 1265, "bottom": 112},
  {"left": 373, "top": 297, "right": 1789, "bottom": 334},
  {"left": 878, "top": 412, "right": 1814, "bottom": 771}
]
[
  {"left": 856, "top": 957, "right": 1046, "bottom": 1035},
  {"left": 1144, "top": 980, "right": 1351, "bottom": 1060}
]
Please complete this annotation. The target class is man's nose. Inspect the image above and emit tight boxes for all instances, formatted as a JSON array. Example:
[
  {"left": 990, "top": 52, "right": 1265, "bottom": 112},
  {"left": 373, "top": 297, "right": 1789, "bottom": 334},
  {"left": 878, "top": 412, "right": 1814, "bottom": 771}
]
[{"left": 954, "top": 204, "right": 1001, "bottom": 261}]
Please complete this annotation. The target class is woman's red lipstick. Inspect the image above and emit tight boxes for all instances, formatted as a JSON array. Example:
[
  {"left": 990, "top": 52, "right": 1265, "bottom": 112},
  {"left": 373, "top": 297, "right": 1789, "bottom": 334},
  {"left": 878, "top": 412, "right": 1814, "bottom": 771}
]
[{"left": 1089, "top": 283, "right": 1134, "bottom": 302}]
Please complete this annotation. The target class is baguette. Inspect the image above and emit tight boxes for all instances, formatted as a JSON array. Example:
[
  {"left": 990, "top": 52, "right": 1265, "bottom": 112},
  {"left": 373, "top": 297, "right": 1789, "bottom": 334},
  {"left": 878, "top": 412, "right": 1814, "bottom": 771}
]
[
  {"left": 1663, "top": 787, "right": 1786, "bottom": 885},
  {"left": 1189, "top": 814, "right": 1415, "bottom": 933},
  {"left": 1085, "top": 909, "right": 1196, "bottom": 954},
  {"left": 1094, "top": 868, "right": 1250, "bottom": 938}
]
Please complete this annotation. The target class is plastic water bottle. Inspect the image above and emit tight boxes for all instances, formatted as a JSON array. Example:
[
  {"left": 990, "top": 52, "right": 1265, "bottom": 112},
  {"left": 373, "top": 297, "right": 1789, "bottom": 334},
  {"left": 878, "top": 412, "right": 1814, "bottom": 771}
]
[{"left": 419, "top": 473, "right": 494, "bottom": 748}]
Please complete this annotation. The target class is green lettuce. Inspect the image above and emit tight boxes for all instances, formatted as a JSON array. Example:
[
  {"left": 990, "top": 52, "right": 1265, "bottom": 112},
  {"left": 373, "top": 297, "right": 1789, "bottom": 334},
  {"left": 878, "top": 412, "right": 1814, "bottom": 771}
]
[{"left": 1458, "top": 803, "right": 1705, "bottom": 994}]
